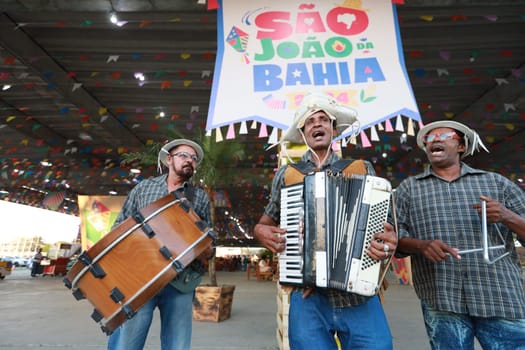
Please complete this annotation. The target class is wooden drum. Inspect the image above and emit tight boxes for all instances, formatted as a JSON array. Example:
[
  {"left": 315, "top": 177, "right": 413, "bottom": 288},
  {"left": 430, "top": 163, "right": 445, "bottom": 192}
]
[{"left": 64, "top": 194, "right": 215, "bottom": 334}]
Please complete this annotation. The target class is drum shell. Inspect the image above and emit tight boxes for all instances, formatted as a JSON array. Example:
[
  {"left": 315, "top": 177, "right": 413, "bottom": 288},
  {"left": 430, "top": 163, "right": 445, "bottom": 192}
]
[{"left": 66, "top": 195, "right": 213, "bottom": 333}]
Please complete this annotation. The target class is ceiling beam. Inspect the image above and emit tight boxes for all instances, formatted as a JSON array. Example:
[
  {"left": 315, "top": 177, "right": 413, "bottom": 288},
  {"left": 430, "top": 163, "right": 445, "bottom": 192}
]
[{"left": 0, "top": 13, "right": 144, "bottom": 150}]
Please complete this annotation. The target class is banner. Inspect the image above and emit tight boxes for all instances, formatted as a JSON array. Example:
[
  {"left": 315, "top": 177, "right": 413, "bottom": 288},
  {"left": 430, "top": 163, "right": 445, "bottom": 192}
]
[
  {"left": 206, "top": 0, "right": 421, "bottom": 140},
  {"left": 78, "top": 195, "right": 125, "bottom": 251}
]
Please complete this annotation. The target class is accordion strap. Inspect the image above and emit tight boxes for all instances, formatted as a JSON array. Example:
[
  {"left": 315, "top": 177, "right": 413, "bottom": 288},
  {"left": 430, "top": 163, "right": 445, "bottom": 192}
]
[
  {"left": 284, "top": 159, "right": 367, "bottom": 186},
  {"left": 332, "top": 159, "right": 367, "bottom": 175},
  {"left": 284, "top": 165, "right": 307, "bottom": 186}
]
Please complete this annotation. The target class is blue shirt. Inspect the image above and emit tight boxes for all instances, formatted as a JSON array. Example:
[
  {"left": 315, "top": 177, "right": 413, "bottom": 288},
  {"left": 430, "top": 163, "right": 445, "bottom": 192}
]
[{"left": 395, "top": 162, "right": 525, "bottom": 319}]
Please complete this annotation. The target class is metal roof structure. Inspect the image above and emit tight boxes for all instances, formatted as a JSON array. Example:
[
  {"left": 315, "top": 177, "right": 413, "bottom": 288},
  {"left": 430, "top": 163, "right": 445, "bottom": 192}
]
[{"left": 0, "top": 0, "right": 524, "bottom": 218}]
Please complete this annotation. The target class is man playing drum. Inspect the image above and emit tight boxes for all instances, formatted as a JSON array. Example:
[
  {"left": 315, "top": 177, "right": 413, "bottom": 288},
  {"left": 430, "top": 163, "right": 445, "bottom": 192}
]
[{"left": 108, "top": 139, "right": 212, "bottom": 350}]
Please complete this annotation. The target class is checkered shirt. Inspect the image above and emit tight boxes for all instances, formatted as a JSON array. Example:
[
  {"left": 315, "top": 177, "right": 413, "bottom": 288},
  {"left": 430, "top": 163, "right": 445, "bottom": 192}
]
[
  {"left": 113, "top": 174, "right": 211, "bottom": 229},
  {"left": 395, "top": 162, "right": 525, "bottom": 318}
]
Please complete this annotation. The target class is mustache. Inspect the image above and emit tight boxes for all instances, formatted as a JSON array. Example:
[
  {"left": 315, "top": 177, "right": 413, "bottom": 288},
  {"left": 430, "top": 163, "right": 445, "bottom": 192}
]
[{"left": 182, "top": 164, "right": 195, "bottom": 172}]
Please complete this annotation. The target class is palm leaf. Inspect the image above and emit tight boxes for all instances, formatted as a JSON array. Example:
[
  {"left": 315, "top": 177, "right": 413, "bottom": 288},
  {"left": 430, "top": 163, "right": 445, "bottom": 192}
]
[{"left": 121, "top": 130, "right": 245, "bottom": 188}]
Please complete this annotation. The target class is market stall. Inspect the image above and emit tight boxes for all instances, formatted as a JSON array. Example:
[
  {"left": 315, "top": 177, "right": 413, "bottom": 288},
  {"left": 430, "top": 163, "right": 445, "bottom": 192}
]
[
  {"left": 42, "top": 243, "right": 73, "bottom": 276},
  {"left": 41, "top": 257, "right": 69, "bottom": 276}
]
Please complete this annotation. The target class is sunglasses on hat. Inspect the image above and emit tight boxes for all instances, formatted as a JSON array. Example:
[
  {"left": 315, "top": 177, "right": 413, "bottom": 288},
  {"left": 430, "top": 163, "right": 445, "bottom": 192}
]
[{"left": 423, "top": 131, "right": 462, "bottom": 144}]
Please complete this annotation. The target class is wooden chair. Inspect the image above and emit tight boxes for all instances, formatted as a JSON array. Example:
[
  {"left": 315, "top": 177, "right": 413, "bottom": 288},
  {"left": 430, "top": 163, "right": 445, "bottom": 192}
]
[
  {"left": 246, "top": 262, "right": 257, "bottom": 280},
  {"left": 255, "top": 263, "right": 273, "bottom": 281}
]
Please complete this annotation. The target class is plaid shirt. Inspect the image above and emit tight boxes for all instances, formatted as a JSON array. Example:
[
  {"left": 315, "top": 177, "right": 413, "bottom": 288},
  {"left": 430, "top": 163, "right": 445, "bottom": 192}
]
[
  {"left": 113, "top": 173, "right": 211, "bottom": 230},
  {"left": 395, "top": 162, "right": 525, "bottom": 319},
  {"left": 265, "top": 151, "right": 377, "bottom": 308}
]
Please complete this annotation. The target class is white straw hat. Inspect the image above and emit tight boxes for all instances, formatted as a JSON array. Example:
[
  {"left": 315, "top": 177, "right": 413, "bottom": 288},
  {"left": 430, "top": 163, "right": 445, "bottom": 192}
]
[
  {"left": 281, "top": 92, "right": 359, "bottom": 144},
  {"left": 417, "top": 120, "right": 489, "bottom": 158}
]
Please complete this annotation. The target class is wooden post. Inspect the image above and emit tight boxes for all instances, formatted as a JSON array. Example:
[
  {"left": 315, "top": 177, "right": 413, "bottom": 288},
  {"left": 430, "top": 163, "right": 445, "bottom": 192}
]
[{"left": 276, "top": 284, "right": 291, "bottom": 350}]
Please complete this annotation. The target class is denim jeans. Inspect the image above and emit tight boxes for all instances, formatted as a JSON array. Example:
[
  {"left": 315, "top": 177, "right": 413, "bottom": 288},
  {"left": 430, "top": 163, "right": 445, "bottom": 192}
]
[
  {"left": 31, "top": 262, "right": 41, "bottom": 276},
  {"left": 288, "top": 290, "right": 392, "bottom": 350},
  {"left": 107, "top": 284, "right": 194, "bottom": 350},
  {"left": 421, "top": 301, "right": 525, "bottom": 350}
]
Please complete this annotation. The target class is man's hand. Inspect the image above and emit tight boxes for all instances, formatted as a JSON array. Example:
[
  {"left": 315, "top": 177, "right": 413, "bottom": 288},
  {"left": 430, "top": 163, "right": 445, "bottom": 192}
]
[
  {"left": 419, "top": 239, "right": 460, "bottom": 263},
  {"left": 253, "top": 222, "right": 286, "bottom": 254},
  {"left": 367, "top": 222, "right": 397, "bottom": 261},
  {"left": 474, "top": 195, "right": 507, "bottom": 223},
  {"left": 473, "top": 195, "right": 525, "bottom": 240}
]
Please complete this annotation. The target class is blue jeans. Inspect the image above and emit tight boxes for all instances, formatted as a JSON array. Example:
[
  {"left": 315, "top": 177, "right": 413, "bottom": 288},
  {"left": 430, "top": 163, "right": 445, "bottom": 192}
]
[
  {"left": 421, "top": 301, "right": 525, "bottom": 350},
  {"left": 107, "top": 284, "right": 194, "bottom": 350},
  {"left": 289, "top": 290, "right": 392, "bottom": 350},
  {"left": 31, "top": 262, "right": 41, "bottom": 276}
]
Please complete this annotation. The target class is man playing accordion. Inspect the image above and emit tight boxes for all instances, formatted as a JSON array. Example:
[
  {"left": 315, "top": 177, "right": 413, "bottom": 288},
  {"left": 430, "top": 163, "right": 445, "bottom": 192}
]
[{"left": 254, "top": 91, "right": 397, "bottom": 350}]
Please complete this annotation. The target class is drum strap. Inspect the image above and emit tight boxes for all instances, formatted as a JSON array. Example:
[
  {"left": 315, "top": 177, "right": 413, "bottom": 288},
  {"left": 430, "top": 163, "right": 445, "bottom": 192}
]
[
  {"left": 171, "top": 183, "right": 196, "bottom": 205},
  {"left": 169, "top": 183, "right": 206, "bottom": 294},
  {"left": 183, "top": 184, "right": 197, "bottom": 204}
]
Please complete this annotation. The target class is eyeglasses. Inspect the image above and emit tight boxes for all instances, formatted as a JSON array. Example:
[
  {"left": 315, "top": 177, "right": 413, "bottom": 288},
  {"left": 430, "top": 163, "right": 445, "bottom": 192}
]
[
  {"left": 423, "top": 131, "right": 461, "bottom": 144},
  {"left": 170, "top": 151, "right": 199, "bottom": 162}
]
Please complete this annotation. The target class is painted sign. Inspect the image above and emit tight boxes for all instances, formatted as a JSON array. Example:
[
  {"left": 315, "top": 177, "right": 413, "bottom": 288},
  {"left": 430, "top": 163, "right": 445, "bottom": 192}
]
[
  {"left": 207, "top": 0, "right": 421, "bottom": 140},
  {"left": 78, "top": 195, "right": 125, "bottom": 251}
]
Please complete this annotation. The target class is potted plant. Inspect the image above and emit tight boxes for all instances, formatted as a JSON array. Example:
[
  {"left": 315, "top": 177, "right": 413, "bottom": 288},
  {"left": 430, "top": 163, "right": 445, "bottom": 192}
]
[{"left": 122, "top": 130, "right": 245, "bottom": 322}]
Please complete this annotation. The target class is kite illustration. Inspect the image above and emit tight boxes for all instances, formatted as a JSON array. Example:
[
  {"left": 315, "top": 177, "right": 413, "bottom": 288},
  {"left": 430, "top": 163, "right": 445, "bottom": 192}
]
[{"left": 226, "top": 25, "right": 250, "bottom": 64}]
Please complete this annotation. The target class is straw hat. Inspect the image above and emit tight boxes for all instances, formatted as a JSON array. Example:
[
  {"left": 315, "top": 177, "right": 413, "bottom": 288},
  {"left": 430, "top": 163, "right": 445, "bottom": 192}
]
[
  {"left": 281, "top": 92, "right": 359, "bottom": 144},
  {"left": 158, "top": 139, "right": 204, "bottom": 169},
  {"left": 417, "top": 120, "right": 489, "bottom": 158}
]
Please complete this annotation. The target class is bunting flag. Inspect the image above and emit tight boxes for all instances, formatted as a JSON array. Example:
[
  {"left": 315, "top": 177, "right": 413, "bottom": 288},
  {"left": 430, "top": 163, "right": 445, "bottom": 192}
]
[
  {"left": 258, "top": 123, "right": 268, "bottom": 138},
  {"left": 407, "top": 118, "right": 415, "bottom": 136},
  {"left": 226, "top": 123, "right": 235, "bottom": 139},
  {"left": 370, "top": 125, "right": 380, "bottom": 141},
  {"left": 360, "top": 130, "right": 372, "bottom": 148},
  {"left": 42, "top": 191, "right": 65, "bottom": 210},
  {"left": 206, "top": 0, "right": 421, "bottom": 140},
  {"left": 268, "top": 126, "right": 279, "bottom": 144},
  {"left": 239, "top": 120, "right": 248, "bottom": 134},
  {"left": 215, "top": 127, "right": 223, "bottom": 142},
  {"left": 395, "top": 114, "right": 405, "bottom": 131},
  {"left": 385, "top": 118, "right": 394, "bottom": 132}
]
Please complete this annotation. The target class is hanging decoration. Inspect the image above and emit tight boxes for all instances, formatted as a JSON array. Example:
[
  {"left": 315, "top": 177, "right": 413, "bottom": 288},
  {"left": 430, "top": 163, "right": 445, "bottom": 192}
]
[{"left": 206, "top": 0, "right": 421, "bottom": 146}]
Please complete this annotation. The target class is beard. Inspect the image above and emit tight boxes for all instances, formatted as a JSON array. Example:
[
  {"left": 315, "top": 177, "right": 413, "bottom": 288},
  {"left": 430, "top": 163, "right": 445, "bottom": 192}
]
[{"left": 175, "top": 164, "right": 194, "bottom": 180}]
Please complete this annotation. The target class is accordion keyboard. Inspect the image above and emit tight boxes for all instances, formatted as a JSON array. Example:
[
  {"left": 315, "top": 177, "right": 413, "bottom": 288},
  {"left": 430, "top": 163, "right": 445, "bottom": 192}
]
[{"left": 278, "top": 183, "right": 304, "bottom": 285}]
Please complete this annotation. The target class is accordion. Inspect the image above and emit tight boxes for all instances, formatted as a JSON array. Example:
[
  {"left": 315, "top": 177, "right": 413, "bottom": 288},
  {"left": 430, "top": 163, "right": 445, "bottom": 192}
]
[{"left": 279, "top": 172, "right": 392, "bottom": 296}]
